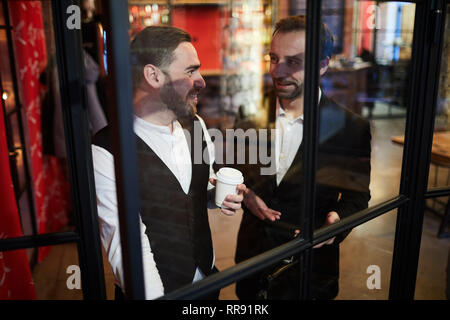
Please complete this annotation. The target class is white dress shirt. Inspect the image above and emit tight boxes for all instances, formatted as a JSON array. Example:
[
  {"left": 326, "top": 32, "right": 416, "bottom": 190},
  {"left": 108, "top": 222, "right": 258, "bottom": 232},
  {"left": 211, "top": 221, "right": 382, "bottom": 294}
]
[
  {"left": 275, "top": 90, "right": 322, "bottom": 185},
  {"left": 92, "top": 115, "right": 216, "bottom": 300},
  {"left": 275, "top": 106, "right": 304, "bottom": 185}
]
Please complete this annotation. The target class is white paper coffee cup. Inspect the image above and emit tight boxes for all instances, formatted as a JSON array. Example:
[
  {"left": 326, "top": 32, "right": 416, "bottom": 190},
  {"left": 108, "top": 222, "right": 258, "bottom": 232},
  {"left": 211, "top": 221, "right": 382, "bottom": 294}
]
[{"left": 215, "top": 167, "right": 244, "bottom": 208}]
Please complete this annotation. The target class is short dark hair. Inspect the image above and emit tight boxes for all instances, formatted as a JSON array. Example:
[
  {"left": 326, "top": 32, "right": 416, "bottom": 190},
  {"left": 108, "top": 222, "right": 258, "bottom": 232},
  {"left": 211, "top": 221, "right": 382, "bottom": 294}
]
[
  {"left": 273, "top": 15, "right": 334, "bottom": 61},
  {"left": 130, "top": 26, "right": 191, "bottom": 89}
]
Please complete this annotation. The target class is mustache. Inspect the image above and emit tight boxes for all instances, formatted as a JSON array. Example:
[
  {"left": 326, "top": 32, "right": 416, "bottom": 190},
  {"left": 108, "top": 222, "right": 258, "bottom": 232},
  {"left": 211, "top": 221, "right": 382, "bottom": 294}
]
[
  {"left": 273, "top": 78, "right": 298, "bottom": 86},
  {"left": 188, "top": 87, "right": 203, "bottom": 97}
]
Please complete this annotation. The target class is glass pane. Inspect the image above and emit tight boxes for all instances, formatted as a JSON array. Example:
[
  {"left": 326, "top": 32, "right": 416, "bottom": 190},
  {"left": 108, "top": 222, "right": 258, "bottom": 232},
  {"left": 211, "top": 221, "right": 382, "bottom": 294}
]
[
  {"left": 0, "top": 30, "right": 16, "bottom": 116},
  {"left": 337, "top": 210, "right": 397, "bottom": 299},
  {"left": 416, "top": 3, "right": 450, "bottom": 299},
  {"left": 310, "top": 0, "right": 414, "bottom": 300},
  {"left": 226, "top": 3, "right": 309, "bottom": 301},
  {"left": 32, "top": 244, "right": 114, "bottom": 300},
  {"left": 428, "top": 3, "right": 450, "bottom": 189},
  {"left": 89, "top": 0, "right": 277, "bottom": 299},
  {"left": 0, "top": 244, "right": 85, "bottom": 300},
  {"left": 32, "top": 244, "right": 82, "bottom": 300},
  {"left": 414, "top": 207, "right": 450, "bottom": 299},
  {"left": 208, "top": 204, "right": 243, "bottom": 300}
]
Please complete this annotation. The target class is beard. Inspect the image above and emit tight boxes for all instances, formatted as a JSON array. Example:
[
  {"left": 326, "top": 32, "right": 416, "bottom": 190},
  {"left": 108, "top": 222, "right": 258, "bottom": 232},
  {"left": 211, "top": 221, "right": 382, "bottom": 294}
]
[
  {"left": 274, "top": 78, "right": 304, "bottom": 100},
  {"left": 160, "top": 77, "right": 197, "bottom": 121}
]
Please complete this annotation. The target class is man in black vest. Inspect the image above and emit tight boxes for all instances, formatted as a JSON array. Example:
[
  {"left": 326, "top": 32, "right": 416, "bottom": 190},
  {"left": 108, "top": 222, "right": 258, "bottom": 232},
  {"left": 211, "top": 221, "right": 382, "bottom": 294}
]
[
  {"left": 235, "top": 16, "right": 371, "bottom": 299},
  {"left": 92, "top": 26, "right": 246, "bottom": 299}
]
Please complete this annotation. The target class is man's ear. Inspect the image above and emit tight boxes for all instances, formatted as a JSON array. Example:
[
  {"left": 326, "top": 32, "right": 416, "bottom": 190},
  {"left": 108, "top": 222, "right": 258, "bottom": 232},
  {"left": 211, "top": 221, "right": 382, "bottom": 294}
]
[
  {"left": 319, "top": 58, "right": 330, "bottom": 76},
  {"left": 143, "top": 64, "right": 164, "bottom": 89}
]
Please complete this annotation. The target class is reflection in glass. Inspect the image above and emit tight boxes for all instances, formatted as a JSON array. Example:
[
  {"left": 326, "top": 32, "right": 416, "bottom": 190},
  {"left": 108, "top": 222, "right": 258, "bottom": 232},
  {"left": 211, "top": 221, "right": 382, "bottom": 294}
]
[
  {"left": 311, "top": 0, "right": 415, "bottom": 300},
  {"left": 337, "top": 210, "right": 398, "bottom": 300},
  {"left": 319, "top": 1, "right": 416, "bottom": 212}
]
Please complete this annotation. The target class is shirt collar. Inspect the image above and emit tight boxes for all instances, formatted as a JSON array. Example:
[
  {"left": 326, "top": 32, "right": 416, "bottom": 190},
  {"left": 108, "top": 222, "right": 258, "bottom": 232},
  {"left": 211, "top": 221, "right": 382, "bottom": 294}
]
[
  {"left": 276, "top": 88, "right": 322, "bottom": 123},
  {"left": 134, "top": 115, "right": 179, "bottom": 135}
]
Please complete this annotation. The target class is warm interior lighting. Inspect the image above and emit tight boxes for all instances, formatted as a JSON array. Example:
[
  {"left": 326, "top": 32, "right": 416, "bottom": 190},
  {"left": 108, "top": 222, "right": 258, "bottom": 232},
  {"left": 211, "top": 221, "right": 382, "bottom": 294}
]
[{"left": 2, "top": 91, "right": 8, "bottom": 100}]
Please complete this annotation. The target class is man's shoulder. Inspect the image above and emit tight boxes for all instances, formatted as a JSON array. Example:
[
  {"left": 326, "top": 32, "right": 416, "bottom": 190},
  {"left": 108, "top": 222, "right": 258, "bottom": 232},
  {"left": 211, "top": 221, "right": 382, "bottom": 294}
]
[
  {"left": 194, "top": 114, "right": 207, "bottom": 130},
  {"left": 319, "top": 94, "right": 371, "bottom": 154},
  {"left": 92, "top": 125, "right": 111, "bottom": 152},
  {"left": 320, "top": 94, "right": 370, "bottom": 129}
]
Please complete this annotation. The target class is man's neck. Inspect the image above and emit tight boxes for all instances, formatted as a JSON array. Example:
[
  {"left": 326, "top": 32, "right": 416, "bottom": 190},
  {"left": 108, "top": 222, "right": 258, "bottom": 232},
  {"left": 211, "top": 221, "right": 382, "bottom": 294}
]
[
  {"left": 278, "top": 88, "right": 322, "bottom": 119},
  {"left": 279, "top": 95, "right": 304, "bottom": 119},
  {"left": 133, "top": 90, "right": 176, "bottom": 131}
]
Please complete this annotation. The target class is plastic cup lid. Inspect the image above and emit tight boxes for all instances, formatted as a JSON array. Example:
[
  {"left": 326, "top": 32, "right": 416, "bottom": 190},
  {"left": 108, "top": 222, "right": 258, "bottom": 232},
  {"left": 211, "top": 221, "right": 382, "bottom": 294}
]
[{"left": 217, "top": 167, "right": 244, "bottom": 185}]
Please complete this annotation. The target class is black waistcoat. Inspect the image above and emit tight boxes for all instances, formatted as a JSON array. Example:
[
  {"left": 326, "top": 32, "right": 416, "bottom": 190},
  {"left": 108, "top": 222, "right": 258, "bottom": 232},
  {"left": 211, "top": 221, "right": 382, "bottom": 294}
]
[
  {"left": 257, "top": 140, "right": 306, "bottom": 248},
  {"left": 93, "top": 117, "right": 213, "bottom": 294}
]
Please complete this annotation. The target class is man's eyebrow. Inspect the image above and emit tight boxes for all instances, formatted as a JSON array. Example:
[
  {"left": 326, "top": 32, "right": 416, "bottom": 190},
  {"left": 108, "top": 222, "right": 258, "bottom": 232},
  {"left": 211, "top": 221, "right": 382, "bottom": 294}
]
[
  {"left": 268, "top": 53, "right": 304, "bottom": 61},
  {"left": 286, "top": 53, "right": 304, "bottom": 60},
  {"left": 186, "top": 64, "right": 201, "bottom": 71}
]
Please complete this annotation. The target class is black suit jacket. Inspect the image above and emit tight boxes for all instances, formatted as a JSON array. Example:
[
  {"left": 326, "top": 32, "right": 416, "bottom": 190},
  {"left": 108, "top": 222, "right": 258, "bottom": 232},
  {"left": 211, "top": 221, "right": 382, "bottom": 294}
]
[{"left": 234, "top": 93, "right": 371, "bottom": 299}]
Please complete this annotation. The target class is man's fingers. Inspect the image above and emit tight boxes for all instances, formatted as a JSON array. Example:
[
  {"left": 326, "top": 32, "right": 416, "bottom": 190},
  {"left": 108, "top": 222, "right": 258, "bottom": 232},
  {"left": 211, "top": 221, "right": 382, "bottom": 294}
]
[
  {"left": 254, "top": 211, "right": 266, "bottom": 220},
  {"left": 209, "top": 178, "right": 217, "bottom": 186},
  {"left": 222, "top": 200, "right": 241, "bottom": 211},
  {"left": 262, "top": 209, "right": 281, "bottom": 221},
  {"left": 225, "top": 194, "right": 243, "bottom": 204},
  {"left": 220, "top": 207, "right": 236, "bottom": 216},
  {"left": 313, "top": 243, "right": 323, "bottom": 249},
  {"left": 266, "top": 208, "right": 281, "bottom": 220},
  {"left": 252, "top": 208, "right": 270, "bottom": 221},
  {"left": 325, "top": 211, "right": 340, "bottom": 225},
  {"left": 313, "top": 236, "right": 336, "bottom": 249},
  {"left": 236, "top": 184, "right": 247, "bottom": 195}
]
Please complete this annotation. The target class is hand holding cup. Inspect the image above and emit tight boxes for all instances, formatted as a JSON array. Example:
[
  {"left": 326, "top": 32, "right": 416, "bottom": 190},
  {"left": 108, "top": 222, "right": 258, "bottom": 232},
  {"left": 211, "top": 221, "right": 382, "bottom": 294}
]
[{"left": 210, "top": 168, "right": 246, "bottom": 216}]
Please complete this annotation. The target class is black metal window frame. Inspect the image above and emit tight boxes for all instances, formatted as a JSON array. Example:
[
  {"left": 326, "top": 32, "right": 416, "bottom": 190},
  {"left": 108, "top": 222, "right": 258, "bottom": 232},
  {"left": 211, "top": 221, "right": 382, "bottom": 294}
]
[{"left": 0, "top": 0, "right": 447, "bottom": 301}]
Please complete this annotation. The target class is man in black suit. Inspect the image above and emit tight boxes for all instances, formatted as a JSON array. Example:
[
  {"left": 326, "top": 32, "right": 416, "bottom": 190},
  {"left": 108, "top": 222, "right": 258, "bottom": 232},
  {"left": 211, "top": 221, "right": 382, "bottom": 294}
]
[{"left": 235, "top": 15, "right": 371, "bottom": 300}]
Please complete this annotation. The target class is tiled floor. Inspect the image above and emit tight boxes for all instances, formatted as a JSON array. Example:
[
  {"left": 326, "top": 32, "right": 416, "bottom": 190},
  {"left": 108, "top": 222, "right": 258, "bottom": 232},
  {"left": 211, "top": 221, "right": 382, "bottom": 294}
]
[{"left": 31, "top": 116, "right": 450, "bottom": 300}]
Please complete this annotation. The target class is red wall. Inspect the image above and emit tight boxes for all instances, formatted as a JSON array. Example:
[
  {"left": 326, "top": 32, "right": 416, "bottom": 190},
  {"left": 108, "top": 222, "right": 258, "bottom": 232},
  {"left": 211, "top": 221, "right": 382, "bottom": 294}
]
[{"left": 172, "top": 6, "right": 222, "bottom": 71}]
